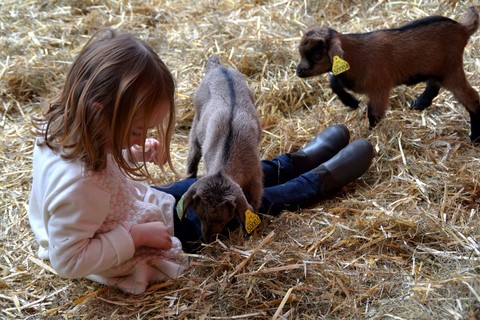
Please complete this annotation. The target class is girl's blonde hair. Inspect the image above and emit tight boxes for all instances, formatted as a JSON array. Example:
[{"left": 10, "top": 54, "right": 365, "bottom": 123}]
[{"left": 32, "top": 29, "right": 176, "bottom": 179}]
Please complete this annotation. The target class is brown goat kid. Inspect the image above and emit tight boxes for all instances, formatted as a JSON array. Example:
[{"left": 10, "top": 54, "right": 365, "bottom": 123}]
[{"left": 297, "top": 7, "right": 480, "bottom": 143}]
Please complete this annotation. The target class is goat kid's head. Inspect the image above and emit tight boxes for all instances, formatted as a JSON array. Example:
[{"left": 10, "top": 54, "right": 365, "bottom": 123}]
[
  {"left": 296, "top": 27, "right": 344, "bottom": 78},
  {"left": 182, "top": 173, "right": 250, "bottom": 243}
]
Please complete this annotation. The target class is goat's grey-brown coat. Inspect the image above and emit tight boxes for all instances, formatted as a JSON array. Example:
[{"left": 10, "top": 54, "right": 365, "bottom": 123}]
[{"left": 183, "top": 54, "right": 263, "bottom": 242}]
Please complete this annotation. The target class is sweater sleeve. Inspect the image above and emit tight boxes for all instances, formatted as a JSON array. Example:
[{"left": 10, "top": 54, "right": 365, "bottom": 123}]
[{"left": 46, "top": 179, "right": 135, "bottom": 278}]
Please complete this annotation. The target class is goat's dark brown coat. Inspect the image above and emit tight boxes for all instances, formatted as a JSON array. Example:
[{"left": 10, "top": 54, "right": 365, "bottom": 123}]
[{"left": 297, "top": 7, "right": 480, "bottom": 143}]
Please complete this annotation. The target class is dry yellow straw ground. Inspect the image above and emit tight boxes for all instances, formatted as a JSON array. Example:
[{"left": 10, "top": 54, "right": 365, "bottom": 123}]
[{"left": 1, "top": 0, "right": 479, "bottom": 319}]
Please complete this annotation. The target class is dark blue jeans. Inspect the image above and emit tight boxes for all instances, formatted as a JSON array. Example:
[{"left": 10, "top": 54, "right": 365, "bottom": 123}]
[{"left": 153, "top": 154, "right": 322, "bottom": 252}]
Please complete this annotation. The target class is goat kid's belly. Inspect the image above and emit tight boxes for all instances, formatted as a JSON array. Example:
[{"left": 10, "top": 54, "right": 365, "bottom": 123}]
[{"left": 339, "top": 68, "right": 445, "bottom": 94}]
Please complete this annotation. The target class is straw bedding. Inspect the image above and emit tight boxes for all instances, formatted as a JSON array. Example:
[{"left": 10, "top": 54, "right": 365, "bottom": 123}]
[{"left": 1, "top": 0, "right": 479, "bottom": 318}]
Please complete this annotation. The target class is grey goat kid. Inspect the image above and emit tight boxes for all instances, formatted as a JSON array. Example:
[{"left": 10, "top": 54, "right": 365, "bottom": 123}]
[{"left": 182, "top": 54, "right": 263, "bottom": 242}]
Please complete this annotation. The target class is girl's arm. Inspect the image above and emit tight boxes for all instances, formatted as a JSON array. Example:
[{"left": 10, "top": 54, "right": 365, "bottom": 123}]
[
  {"left": 130, "top": 222, "right": 172, "bottom": 248},
  {"left": 46, "top": 180, "right": 171, "bottom": 278},
  {"left": 46, "top": 180, "right": 133, "bottom": 278}
]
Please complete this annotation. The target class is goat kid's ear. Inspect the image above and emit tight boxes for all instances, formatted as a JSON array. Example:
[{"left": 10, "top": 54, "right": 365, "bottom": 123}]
[
  {"left": 181, "top": 188, "right": 197, "bottom": 221},
  {"left": 234, "top": 193, "right": 250, "bottom": 226},
  {"left": 223, "top": 194, "right": 237, "bottom": 216},
  {"left": 328, "top": 35, "right": 345, "bottom": 62}
]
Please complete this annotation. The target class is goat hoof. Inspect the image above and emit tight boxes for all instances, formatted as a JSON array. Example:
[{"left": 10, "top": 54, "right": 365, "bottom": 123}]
[
  {"left": 470, "top": 134, "right": 480, "bottom": 145},
  {"left": 368, "top": 116, "right": 380, "bottom": 128},
  {"left": 410, "top": 100, "right": 428, "bottom": 111},
  {"left": 348, "top": 100, "right": 360, "bottom": 109}
]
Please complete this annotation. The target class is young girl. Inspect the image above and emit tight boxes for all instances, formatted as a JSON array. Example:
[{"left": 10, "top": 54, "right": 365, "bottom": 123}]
[{"left": 29, "top": 29, "right": 373, "bottom": 294}]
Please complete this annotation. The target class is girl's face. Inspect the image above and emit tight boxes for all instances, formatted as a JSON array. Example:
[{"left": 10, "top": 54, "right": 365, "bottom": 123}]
[{"left": 129, "top": 98, "right": 170, "bottom": 147}]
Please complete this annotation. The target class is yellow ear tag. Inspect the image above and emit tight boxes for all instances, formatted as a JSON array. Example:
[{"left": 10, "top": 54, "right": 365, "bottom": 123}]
[
  {"left": 176, "top": 195, "right": 185, "bottom": 220},
  {"left": 244, "top": 209, "right": 261, "bottom": 234},
  {"left": 332, "top": 55, "right": 350, "bottom": 75}
]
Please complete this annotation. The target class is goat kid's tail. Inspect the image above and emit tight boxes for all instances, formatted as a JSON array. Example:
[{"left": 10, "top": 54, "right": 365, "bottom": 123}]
[
  {"left": 206, "top": 54, "right": 221, "bottom": 72},
  {"left": 460, "top": 6, "right": 479, "bottom": 36}
]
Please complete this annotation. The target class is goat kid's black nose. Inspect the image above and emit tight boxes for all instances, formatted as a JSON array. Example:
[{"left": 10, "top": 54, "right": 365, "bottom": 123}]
[{"left": 296, "top": 68, "right": 306, "bottom": 77}]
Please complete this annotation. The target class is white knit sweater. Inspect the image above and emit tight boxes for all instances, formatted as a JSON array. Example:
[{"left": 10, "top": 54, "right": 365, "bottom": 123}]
[{"left": 28, "top": 139, "right": 187, "bottom": 294}]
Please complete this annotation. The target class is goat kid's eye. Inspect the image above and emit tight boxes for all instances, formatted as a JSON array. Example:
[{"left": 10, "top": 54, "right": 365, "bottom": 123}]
[{"left": 313, "top": 52, "right": 323, "bottom": 60}]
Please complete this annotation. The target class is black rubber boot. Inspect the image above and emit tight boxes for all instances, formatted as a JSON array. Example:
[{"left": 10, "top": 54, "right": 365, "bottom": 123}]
[
  {"left": 311, "top": 138, "right": 374, "bottom": 196},
  {"left": 288, "top": 124, "right": 350, "bottom": 174}
]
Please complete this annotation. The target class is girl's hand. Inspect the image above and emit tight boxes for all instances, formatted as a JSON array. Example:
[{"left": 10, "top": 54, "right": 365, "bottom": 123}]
[
  {"left": 129, "top": 222, "right": 172, "bottom": 250},
  {"left": 131, "top": 138, "right": 165, "bottom": 164}
]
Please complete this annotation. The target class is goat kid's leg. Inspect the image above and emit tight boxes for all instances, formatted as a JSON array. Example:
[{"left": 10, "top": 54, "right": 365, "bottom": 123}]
[
  {"left": 443, "top": 72, "right": 480, "bottom": 143},
  {"left": 253, "top": 177, "right": 263, "bottom": 212},
  {"left": 329, "top": 74, "right": 359, "bottom": 109},
  {"left": 410, "top": 80, "right": 441, "bottom": 111},
  {"left": 367, "top": 92, "right": 390, "bottom": 128},
  {"left": 469, "top": 111, "right": 480, "bottom": 144},
  {"left": 186, "top": 139, "right": 202, "bottom": 178}
]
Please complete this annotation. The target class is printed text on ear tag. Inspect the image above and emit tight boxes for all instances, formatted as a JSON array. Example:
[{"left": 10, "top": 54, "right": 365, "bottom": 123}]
[
  {"left": 176, "top": 195, "right": 185, "bottom": 220},
  {"left": 245, "top": 209, "right": 261, "bottom": 234},
  {"left": 332, "top": 55, "right": 350, "bottom": 75}
]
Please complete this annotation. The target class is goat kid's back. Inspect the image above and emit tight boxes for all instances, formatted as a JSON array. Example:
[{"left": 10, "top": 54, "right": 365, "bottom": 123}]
[{"left": 188, "top": 54, "right": 262, "bottom": 183}]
